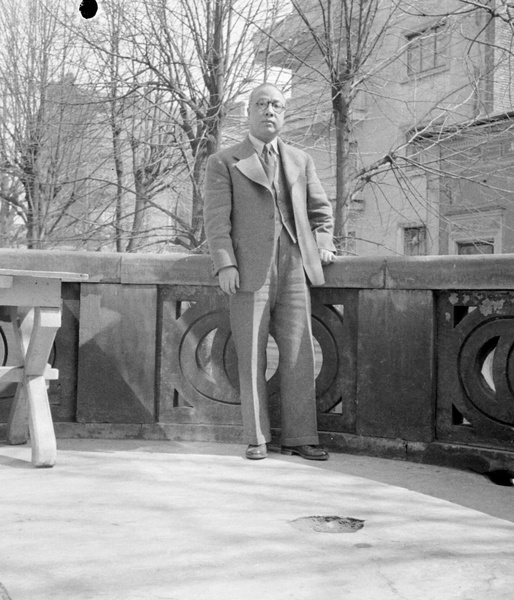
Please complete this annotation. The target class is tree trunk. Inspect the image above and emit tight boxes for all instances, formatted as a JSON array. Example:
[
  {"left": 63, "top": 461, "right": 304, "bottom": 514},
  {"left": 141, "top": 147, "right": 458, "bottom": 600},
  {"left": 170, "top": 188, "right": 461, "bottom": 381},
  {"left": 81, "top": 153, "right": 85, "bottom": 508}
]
[
  {"left": 191, "top": 148, "right": 207, "bottom": 250},
  {"left": 126, "top": 168, "right": 147, "bottom": 253},
  {"left": 332, "top": 85, "right": 352, "bottom": 254},
  {"left": 20, "top": 155, "right": 38, "bottom": 249},
  {"left": 111, "top": 117, "right": 124, "bottom": 252}
]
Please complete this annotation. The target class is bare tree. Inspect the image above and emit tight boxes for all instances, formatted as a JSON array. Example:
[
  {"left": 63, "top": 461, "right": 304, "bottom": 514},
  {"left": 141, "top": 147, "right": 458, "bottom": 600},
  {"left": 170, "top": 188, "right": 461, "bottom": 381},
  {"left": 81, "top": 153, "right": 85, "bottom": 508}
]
[
  {"left": 75, "top": 0, "right": 282, "bottom": 251},
  {"left": 6, "top": 0, "right": 510, "bottom": 255},
  {"left": 0, "top": 0, "right": 108, "bottom": 249}
]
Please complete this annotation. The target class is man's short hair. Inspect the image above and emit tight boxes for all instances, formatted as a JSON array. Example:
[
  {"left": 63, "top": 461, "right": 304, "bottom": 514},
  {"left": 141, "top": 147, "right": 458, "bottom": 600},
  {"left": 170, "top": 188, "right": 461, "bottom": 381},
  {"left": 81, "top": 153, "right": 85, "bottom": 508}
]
[{"left": 249, "top": 83, "right": 286, "bottom": 106}]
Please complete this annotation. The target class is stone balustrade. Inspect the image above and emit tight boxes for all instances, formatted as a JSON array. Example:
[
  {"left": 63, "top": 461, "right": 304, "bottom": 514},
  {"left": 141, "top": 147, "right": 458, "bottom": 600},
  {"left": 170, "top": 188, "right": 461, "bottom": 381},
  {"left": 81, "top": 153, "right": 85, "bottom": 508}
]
[{"left": 1, "top": 248, "right": 514, "bottom": 472}]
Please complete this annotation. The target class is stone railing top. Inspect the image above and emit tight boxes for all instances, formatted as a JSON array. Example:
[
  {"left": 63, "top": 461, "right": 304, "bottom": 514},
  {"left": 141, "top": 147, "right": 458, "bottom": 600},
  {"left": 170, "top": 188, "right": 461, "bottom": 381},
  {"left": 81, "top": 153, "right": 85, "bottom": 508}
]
[{"left": 0, "top": 249, "right": 512, "bottom": 290}]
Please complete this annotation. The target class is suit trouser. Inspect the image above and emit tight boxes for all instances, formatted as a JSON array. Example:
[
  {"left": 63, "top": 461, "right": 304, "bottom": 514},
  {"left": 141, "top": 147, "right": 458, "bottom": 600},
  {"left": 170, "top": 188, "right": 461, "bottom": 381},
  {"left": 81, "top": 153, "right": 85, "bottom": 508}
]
[{"left": 229, "top": 228, "right": 319, "bottom": 446}]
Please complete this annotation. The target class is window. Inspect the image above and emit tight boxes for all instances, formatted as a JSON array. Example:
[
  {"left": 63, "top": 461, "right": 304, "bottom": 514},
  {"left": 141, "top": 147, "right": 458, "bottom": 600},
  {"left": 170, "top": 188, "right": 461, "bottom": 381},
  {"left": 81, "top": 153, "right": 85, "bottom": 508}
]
[
  {"left": 405, "top": 136, "right": 425, "bottom": 168},
  {"left": 448, "top": 210, "right": 502, "bottom": 255},
  {"left": 407, "top": 26, "right": 449, "bottom": 75},
  {"left": 346, "top": 231, "right": 357, "bottom": 255},
  {"left": 457, "top": 241, "right": 494, "bottom": 255},
  {"left": 403, "top": 226, "right": 427, "bottom": 256}
]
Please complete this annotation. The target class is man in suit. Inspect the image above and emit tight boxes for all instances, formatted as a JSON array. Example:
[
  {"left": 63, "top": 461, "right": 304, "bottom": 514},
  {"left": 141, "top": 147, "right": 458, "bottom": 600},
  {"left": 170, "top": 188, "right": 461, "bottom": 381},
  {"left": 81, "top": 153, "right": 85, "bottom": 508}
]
[{"left": 204, "top": 83, "right": 336, "bottom": 461}]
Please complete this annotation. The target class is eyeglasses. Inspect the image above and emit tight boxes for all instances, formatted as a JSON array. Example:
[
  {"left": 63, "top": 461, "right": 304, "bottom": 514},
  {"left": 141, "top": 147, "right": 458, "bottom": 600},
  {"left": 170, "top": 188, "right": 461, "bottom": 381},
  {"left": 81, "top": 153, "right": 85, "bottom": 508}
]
[{"left": 255, "top": 99, "right": 285, "bottom": 114}]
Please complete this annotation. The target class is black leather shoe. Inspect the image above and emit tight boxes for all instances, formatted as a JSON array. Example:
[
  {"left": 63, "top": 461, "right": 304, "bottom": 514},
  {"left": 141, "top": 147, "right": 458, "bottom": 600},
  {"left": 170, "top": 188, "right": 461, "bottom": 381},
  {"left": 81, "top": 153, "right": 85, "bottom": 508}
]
[
  {"left": 245, "top": 444, "right": 268, "bottom": 460},
  {"left": 281, "top": 445, "right": 329, "bottom": 461}
]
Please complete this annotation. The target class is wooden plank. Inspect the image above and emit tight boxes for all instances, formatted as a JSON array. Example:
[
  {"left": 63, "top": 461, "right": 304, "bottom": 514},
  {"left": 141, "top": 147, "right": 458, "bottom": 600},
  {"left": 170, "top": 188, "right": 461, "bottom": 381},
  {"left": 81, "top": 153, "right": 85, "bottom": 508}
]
[
  {"left": 6, "top": 383, "right": 28, "bottom": 445},
  {"left": 0, "top": 249, "right": 120, "bottom": 283},
  {"left": 0, "top": 366, "right": 58, "bottom": 383},
  {"left": 24, "top": 307, "right": 61, "bottom": 375},
  {"left": 0, "top": 278, "right": 62, "bottom": 307},
  {"left": 26, "top": 375, "right": 56, "bottom": 467},
  {"left": 0, "top": 276, "right": 13, "bottom": 288},
  {"left": 0, "top": 268, "right": 88, "bottom": 282}
]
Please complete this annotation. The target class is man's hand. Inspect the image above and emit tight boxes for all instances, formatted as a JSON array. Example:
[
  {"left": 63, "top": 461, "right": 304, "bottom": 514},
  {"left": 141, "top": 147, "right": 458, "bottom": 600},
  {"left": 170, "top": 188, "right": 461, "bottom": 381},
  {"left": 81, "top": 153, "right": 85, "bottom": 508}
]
[
  {"left": 319, "top": 249, "right": 335, "bottom": 265},
  {"left": 218, "top": 266, "right": 240, "bottom": 295}
]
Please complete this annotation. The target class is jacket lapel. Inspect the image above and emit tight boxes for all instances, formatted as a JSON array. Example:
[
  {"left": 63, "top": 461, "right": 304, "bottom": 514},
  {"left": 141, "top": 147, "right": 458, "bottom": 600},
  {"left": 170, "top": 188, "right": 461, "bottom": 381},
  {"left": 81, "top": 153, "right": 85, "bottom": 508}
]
[
  {"left": 234, "top": 137, "right": 271, "bottom": 191},
  {"left": 277, "top": 138, "right": 305, "bottom": 220},
  {"left": 233, "top": 137, "right": 302, "bottom": 197},
  {"left": 277, "top": 139, "right": 301, "bottom": 193}
]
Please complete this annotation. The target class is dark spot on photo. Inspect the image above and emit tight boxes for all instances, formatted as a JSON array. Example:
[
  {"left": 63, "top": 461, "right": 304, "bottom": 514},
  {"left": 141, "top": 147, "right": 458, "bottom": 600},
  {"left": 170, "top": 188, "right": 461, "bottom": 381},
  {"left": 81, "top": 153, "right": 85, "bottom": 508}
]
[{"left": 79, "top": 0, "right": 98, "bottom": 19}]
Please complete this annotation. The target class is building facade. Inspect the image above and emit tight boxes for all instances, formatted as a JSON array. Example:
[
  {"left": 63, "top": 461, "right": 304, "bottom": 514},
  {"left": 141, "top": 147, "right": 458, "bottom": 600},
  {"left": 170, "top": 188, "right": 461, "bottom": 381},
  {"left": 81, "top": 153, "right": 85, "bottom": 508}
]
[{"left": 267, "top": 0, "right": 514, "bottom": 256}]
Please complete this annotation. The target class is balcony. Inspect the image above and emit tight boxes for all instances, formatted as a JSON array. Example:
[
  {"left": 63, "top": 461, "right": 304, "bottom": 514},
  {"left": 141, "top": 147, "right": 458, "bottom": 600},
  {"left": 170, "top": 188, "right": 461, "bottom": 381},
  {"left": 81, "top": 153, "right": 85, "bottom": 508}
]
[{"left": 0, "top": 249, "right": 513, "bottom": 472}]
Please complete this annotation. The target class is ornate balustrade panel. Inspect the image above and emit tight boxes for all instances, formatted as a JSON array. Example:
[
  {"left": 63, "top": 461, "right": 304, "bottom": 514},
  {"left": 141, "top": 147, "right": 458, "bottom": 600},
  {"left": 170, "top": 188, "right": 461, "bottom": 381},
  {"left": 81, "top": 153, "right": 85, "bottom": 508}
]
[
  {"left": 437, "top": 291, "right": 514, "bottom": 450},
  {"left": 310, "top": 288, "right": 358, "bottom": 433},
  {"left": 158, "top": 285, "right": 241, "bottom": 426},
  {"left": 158, "top": 285, "right": 358, "bottom": 434}
]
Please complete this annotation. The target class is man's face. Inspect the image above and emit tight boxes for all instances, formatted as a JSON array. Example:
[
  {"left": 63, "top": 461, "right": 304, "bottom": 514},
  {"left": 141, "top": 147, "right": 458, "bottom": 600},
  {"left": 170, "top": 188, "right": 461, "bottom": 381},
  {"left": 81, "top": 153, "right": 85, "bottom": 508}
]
[{"left": 248, "top": 85, "right": 286, "bottom": 143}]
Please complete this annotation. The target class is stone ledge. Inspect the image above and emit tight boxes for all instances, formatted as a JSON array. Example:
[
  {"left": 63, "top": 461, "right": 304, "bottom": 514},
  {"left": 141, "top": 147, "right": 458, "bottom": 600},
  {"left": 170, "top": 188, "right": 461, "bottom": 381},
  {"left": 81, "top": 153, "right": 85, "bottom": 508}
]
[
  {"left": 1, "top": 248, "right": 514, "bottom": 289},
  {"left": 0, "top": 423, "right": 497, "bottom": 473},
  {"left": 1, "top": 249, "right": 514, "bottom": 289}
]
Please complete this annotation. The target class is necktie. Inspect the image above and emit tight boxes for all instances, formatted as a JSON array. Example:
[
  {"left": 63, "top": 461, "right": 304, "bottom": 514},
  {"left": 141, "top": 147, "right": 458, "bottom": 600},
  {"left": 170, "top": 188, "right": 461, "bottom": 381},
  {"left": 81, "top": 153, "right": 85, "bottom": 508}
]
[{"left": 262, "top": 144, "right": 276, "bottom": 184}]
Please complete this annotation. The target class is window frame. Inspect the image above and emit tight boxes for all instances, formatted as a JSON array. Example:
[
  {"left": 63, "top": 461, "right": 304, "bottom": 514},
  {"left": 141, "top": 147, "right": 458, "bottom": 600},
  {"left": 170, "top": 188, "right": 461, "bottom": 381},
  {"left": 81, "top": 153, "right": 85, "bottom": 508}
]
[
  {"left": 406, "top": 24, "right": 449, "bottom": 76},
  {"left": 456, "top": 241, "right": 495, "bottom": 255},
  {"left": 402, "top": 225, "right": 428, "bottom": 256}
]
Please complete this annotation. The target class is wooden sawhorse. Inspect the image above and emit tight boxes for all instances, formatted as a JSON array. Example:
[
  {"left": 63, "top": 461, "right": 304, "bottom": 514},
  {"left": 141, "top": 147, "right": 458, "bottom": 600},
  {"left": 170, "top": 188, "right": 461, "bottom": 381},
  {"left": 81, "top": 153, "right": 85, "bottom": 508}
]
[{"left": 0, "top": 269, "right": 88, "bottom": 467}]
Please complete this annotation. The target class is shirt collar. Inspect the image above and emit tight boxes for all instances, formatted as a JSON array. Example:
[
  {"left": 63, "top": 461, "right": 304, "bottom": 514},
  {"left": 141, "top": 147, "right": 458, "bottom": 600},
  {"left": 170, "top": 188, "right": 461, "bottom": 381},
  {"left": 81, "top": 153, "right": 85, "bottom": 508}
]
[{"left": 248, "top": 133, "right": 279, "bottom": 155}]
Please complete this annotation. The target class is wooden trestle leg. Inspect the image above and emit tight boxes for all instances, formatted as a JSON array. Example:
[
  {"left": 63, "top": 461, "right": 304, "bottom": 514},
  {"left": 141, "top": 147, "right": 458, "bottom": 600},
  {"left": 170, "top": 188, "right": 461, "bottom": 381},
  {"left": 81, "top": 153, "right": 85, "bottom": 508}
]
[{"left": 6, "top": 306, "right": 61, "bottom": 467}]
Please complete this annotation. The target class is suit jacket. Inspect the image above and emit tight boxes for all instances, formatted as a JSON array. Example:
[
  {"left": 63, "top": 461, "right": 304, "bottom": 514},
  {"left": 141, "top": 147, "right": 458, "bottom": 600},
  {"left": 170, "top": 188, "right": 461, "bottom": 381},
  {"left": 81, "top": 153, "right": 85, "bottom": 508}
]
[{"left": 204, "top": 136, "right": 335, "bottom": 292}]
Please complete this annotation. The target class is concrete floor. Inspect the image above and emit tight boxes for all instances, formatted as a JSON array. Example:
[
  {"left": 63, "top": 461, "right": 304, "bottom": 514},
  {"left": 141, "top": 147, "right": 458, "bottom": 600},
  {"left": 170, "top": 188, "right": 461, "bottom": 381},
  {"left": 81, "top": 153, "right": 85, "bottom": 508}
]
[{"left": 1, "top": 439, "right": 514, "bottom": 600}]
